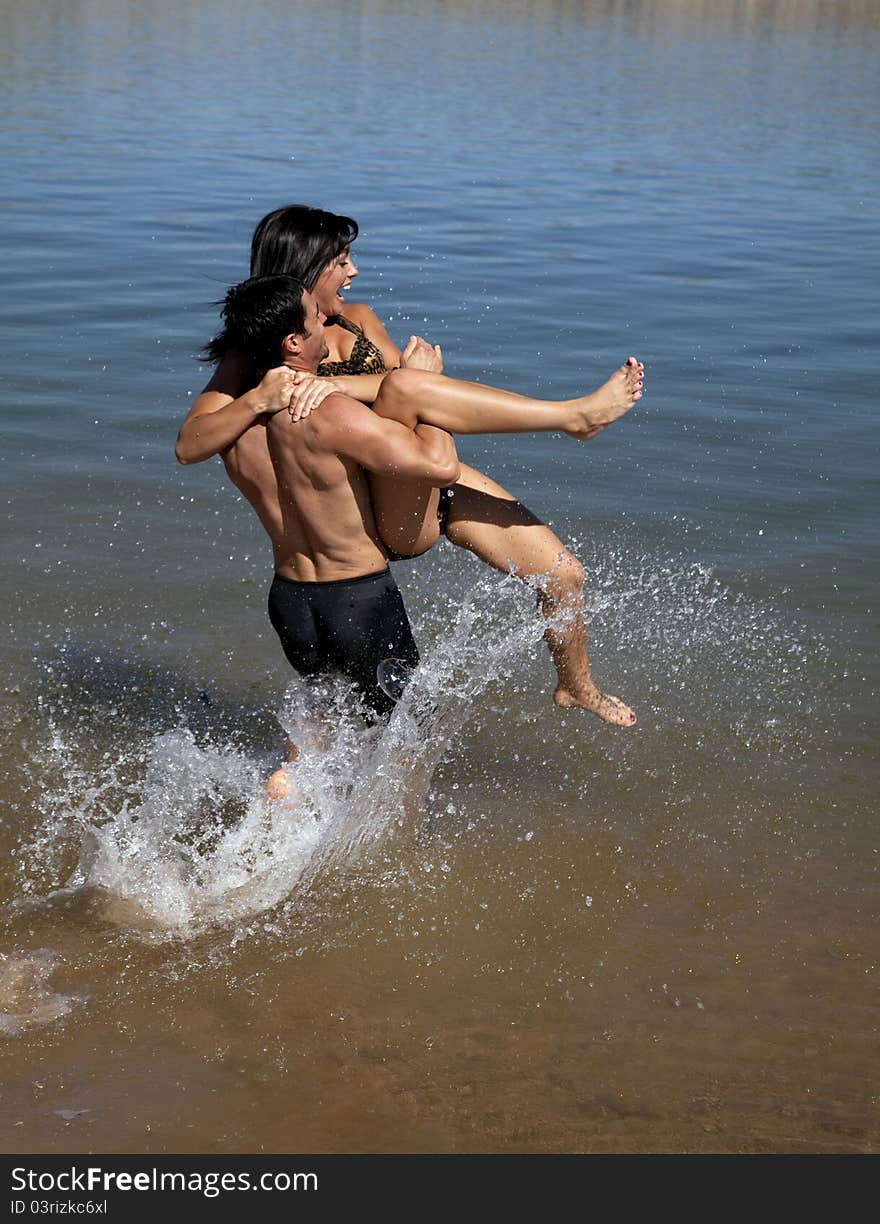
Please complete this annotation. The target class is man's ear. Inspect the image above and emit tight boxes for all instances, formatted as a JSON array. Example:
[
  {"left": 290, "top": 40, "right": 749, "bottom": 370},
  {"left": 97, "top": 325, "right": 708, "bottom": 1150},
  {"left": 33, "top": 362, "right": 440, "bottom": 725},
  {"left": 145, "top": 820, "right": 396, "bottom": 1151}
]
[{"left": 280, "top": 332, "right": 300, "bottom": 359}]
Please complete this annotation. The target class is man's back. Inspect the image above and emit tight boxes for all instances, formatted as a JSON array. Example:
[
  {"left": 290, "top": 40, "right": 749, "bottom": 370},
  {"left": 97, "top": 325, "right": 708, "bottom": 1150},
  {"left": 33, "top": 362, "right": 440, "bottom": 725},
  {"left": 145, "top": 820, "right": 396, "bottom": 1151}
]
[{"left": 225, "top": 391, "right": 391, "bottom": 583}]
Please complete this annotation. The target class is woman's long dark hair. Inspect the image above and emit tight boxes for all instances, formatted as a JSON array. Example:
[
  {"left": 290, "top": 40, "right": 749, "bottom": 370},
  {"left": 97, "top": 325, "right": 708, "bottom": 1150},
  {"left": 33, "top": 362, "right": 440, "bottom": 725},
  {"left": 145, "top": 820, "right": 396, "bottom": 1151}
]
[{"left": 250, "top": 204, "right": 359, "bottom": 289}]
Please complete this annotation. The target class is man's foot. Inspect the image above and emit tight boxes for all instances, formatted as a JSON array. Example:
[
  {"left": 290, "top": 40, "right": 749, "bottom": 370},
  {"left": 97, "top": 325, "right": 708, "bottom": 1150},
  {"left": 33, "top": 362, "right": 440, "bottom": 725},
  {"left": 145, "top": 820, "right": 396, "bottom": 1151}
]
[
  {"left": 565, "top": 357, "right": 644, "bottom": 440},
  {"left": 266, "top": 767, "right": 293, "bottom": 802},
  {"left": 553, "top": 684, "right": 637, "bottom": 726}
]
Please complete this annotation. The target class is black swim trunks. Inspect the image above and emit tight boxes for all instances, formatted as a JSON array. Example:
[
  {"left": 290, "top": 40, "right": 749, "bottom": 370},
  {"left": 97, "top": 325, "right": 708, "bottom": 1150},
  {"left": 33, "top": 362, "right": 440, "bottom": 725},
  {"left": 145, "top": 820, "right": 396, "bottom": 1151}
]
[
  {"left": 267, "top": 567, "right": 419, "bottom": 719},
  {"left": 437, "top": 486, "right": 454, "bottom": 533}
]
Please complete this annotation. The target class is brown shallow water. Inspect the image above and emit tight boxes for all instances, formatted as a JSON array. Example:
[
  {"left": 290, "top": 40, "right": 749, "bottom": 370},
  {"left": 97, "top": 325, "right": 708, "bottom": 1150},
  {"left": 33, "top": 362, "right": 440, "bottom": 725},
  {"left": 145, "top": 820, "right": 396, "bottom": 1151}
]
[{"left": 1, "top": 661, "right": 876, "bottom": 1154}]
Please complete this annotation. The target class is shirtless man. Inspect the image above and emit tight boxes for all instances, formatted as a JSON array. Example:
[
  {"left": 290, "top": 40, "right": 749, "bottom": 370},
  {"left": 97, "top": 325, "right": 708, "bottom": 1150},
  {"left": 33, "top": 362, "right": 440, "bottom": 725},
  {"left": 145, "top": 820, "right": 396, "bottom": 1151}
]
[{"left": 177, "top": 275, "right": 642, "bottom": 741}]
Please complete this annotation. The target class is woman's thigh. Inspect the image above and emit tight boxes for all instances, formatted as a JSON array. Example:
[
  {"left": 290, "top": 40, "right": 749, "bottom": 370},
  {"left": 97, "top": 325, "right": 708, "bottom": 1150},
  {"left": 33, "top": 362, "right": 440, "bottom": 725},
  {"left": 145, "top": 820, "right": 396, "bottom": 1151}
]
[
  {"left": 368, "top": 473, "right": 441, "bottom": 558},
  {"left": 444, "top": 463, "right": 571, "bottom": 579}
]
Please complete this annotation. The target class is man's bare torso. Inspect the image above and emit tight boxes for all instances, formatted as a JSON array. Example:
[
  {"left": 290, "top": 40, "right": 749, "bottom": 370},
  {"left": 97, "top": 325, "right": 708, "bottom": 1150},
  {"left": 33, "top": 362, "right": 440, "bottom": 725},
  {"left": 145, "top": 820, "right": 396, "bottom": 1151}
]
[{"left": 222, "top": 394, "right": 390, "bottom": 582}]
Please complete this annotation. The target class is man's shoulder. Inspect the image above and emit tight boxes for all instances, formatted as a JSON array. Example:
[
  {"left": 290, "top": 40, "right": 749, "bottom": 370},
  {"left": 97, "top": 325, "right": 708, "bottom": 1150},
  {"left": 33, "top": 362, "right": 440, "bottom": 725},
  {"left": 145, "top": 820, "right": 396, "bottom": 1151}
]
[
  {"left": 317, "top": 389, "right": 369, "bottom": 416},
  {"left": 308, "top": 392, "right": 371, "bottom": 438}
]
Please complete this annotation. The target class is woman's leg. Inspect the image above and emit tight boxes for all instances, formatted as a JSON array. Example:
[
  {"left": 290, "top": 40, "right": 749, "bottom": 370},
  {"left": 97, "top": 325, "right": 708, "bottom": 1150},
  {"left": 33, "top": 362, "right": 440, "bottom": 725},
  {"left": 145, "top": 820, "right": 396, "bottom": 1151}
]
[
  {"left": 364, "top": 455, "right": 635, "bottom": 723},
  {"left": 367, "top": 468, "right": 442, "bottom": 559},
  {"left": 442, "top": 464, "right": 636, "bottom": 726},
  {"left": 365, "top": 356, "right": 643, "bottom": 560},
  {"left": 371, "top": 360, "right": 643, "bottom": 439}
]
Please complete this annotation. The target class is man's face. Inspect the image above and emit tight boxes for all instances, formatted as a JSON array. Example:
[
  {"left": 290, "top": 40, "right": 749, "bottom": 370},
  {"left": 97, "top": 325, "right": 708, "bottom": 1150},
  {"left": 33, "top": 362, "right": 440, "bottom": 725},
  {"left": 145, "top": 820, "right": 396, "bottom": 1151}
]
[{"left": 296, "top": 291, "right": 330, "bottom": 369}]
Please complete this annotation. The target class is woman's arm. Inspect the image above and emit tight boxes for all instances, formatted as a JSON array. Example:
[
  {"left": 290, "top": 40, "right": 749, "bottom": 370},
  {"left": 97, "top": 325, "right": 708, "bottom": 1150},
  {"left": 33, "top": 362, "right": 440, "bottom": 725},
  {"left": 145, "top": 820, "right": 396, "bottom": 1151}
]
[
  {"left": 296, "top": 304, "right": 441, "bottom": 409},
  {"left": 282, "top": 303, "right": 448, "bottom": 416},
  {"left": 307, "top": 371, "right": 387, "bottom": 404},
  {"left": 176, "top": 353, "right": 301, "bottom": 464}
]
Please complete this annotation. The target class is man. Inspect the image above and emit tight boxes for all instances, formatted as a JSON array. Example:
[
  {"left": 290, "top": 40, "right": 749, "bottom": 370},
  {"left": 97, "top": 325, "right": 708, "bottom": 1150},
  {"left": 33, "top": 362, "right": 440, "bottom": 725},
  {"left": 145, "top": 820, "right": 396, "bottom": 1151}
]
[
  {"left": 177, "top": 275, "right": 642, "bottom": 741},
  {"left": 180, "top": 275, "right": 458, "bottom": 727}
]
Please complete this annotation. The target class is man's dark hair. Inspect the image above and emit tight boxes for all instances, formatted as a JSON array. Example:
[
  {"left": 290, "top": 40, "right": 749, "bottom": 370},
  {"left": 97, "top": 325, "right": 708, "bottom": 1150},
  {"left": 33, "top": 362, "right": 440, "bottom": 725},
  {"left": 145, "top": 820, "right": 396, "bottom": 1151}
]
[
  {"left": 202, "top": 275, "right": 307, "bottom": 370},
  {"left": 250, "top": 204, "right": 359, "bottom": 288}
]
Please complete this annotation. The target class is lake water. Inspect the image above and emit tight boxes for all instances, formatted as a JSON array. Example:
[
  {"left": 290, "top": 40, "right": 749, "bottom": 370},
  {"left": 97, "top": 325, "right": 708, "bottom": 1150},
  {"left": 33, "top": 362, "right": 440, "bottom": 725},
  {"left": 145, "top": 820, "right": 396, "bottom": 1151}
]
[{"left": 0, "top": 0, "right": 877, "bottom": 1154}]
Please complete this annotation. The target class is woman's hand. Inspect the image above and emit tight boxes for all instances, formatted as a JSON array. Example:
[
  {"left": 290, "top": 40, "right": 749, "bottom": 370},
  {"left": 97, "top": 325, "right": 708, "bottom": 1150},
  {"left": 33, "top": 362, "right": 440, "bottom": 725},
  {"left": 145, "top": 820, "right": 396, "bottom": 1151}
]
[
  {"left": 400, "top": 334, "right": 443, "bottom": 373},
  {"left": 287, "top": 371, "right": 345, "bottom": 421},
  {"left": 252, "top": 366, "right": 302, "bottom": 415}
]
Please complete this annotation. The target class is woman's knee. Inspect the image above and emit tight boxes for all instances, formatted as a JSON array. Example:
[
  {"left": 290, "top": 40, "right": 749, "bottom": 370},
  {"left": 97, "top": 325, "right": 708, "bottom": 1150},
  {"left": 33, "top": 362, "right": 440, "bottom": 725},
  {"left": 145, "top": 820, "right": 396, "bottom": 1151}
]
[
  {"left": 561, "top": 551, "right": 586, "bottom": 589},
  {"left": 538, "top": 549, "right": 585, "bottom": 596},
  {"left": 376, "top": 366, "right": 431, "bottom": 417}
]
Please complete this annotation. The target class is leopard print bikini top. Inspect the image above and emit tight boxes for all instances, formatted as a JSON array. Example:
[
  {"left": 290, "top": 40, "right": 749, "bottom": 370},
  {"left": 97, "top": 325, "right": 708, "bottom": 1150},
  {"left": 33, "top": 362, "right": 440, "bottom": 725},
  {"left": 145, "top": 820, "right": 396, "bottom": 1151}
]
[{"left": 317, "top": 315, "right": 386, "bottom": 377}]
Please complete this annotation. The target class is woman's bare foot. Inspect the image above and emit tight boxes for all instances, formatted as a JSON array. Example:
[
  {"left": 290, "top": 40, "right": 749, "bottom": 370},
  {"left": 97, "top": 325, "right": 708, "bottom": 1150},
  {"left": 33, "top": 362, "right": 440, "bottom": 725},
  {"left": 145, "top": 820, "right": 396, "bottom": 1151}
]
[
  {"left": 553, "top": 684, "right": 637, "bottom": 726},
  {"left": 565, "top": 357, "right": 644, "bottom": 440}
]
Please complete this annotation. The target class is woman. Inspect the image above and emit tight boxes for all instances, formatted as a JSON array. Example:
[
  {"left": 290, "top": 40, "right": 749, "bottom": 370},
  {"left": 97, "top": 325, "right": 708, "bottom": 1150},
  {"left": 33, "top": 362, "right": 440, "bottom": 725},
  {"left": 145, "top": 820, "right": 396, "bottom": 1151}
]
[{"left": 186, "top": 205, "right": 643, "bottom": 726}]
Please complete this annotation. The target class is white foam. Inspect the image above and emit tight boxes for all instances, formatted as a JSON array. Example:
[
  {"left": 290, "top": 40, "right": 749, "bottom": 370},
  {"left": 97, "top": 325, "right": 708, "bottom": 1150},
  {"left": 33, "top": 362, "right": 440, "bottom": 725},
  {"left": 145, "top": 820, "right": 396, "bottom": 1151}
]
[{"left": 39, "top": 578, "right": 545, "bottom": 936}]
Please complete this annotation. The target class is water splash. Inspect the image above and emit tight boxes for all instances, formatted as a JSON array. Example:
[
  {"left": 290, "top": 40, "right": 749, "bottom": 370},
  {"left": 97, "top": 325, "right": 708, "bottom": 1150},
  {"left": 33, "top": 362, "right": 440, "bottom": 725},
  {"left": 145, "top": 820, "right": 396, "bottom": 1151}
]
[
  {"left": 14, "top": 577, "right": 544, "bottom": 937},
  {"left": 6, "top": 549, "right": 833, "bottom": 940},
  {"left": 576, "top": 542, "right": 830, "bottom": 747},
  {"left": 299, "top": 571, "right": 547, "bottom": 880}
]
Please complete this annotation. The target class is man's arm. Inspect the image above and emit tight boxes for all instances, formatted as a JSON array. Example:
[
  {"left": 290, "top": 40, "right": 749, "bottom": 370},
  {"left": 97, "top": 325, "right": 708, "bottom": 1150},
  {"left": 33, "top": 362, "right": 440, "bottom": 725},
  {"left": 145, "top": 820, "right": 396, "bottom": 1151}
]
[{"left": 315, "top": 395, "right": 460, "bottom": 487}]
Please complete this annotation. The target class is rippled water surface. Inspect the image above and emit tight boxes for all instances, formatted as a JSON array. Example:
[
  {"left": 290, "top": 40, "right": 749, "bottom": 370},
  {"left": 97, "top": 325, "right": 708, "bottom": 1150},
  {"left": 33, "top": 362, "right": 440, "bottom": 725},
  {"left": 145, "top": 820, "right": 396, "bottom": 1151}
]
[{"left": 0, "top": 0, "right": 877, "bottom": 1153}]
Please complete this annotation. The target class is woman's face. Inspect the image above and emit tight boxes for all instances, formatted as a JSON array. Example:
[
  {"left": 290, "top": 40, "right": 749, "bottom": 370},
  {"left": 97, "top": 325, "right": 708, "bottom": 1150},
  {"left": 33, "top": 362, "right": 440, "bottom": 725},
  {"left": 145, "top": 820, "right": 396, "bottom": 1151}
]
[{"left": 312, "top": 247, "right": 358, "bottom": 316}]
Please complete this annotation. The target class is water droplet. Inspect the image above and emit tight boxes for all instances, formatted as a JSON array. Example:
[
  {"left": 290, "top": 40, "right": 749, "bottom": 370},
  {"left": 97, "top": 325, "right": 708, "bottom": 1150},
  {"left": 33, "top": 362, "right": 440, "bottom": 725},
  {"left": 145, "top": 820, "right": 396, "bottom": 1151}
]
[{"left": 376, "top": 657, "right": 414, "bottom": 702}]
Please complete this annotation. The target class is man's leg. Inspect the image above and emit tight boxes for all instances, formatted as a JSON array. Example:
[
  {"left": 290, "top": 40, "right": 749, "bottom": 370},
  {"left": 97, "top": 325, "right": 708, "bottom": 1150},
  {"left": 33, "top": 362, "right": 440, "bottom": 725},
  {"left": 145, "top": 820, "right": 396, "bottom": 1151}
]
[
  {"left": 266, "top": 739, "right": 299, "bottom": 802},
  {"left": 319, "top": 568, "right": 420, "bottom": 719},
  {"left": 264, "top": 573, "right": 325, "bottom": 801}
]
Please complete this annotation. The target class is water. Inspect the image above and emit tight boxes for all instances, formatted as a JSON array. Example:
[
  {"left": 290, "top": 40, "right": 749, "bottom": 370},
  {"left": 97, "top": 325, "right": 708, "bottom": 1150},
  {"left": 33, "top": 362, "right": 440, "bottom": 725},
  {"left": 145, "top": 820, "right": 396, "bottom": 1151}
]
[{"left": 0, "top": 0, "right": 877, "bottom": 1153}]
